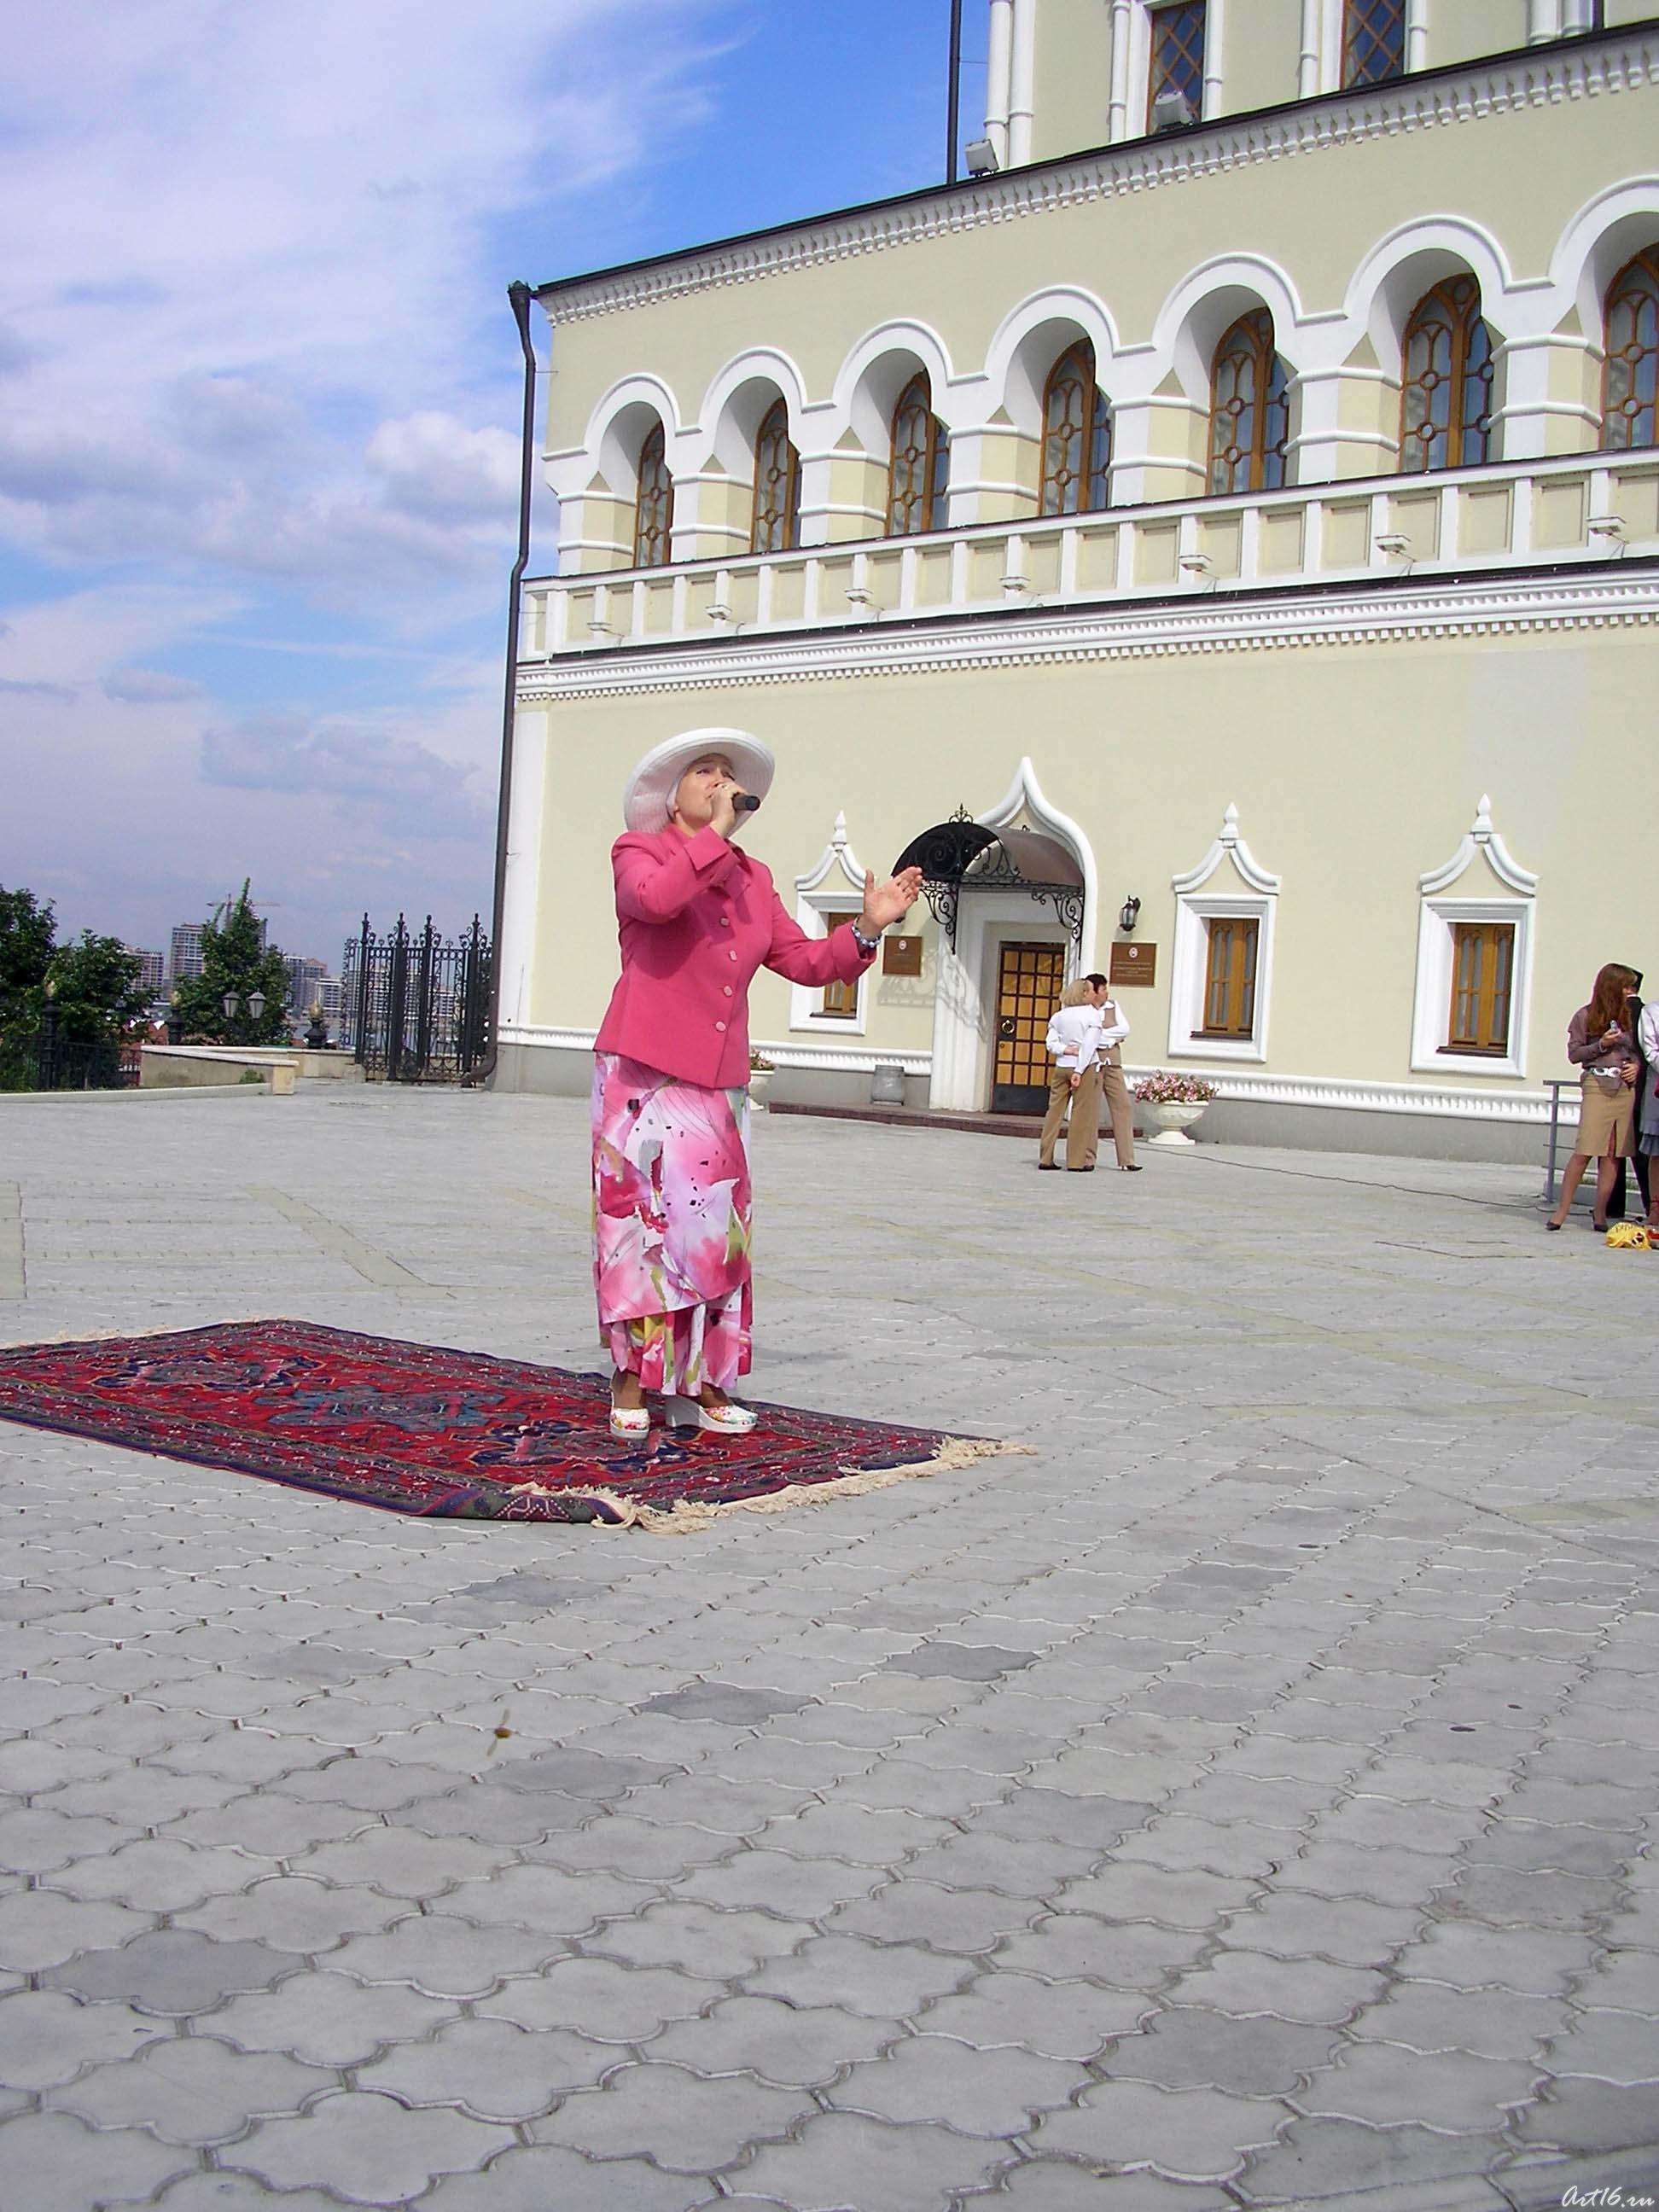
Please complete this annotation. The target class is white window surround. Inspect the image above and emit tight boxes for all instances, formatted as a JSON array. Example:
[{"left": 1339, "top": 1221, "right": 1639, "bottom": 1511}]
[
  {"left": 1168, "top": 804, "right": 1280, "bottom": 1063},
  {"left": 1109, "top": 0, "right": 1227, "bottom": 138},
  {"left": 790, "top": 812, "right": 870, "bottom": 1035},
  {"left": 1410, "top": 795, "right": 1538, "bottom": 1079},
  {"left": 1301, "top": 1, "right": 1428, "bottom": 97}
]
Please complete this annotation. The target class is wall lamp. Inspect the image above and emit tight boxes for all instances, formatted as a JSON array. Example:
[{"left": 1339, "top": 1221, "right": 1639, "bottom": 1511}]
[
  {"left": 963, "top": 137, "right": 999, "bottom": 177},
  {"left": 1588, "top": 515, "right": 1627, "bottom": 552},
  {"left": 1374, "top": 532, "right": 1412, "bottom": 559},
  {"left": 1119, "top": 895, "right": 1142, "bottom": 935}
]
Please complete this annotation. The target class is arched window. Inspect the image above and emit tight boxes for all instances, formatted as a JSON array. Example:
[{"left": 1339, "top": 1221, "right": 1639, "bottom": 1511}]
[
  {"left": 1039, "top": 342, "right": 1112, "bottom": 515},
  {"left": 887, "top": 373, "right": 949, "bottom": 535},
  {"left": 1343, "top": 0, "right": 1406, "bottom": 89},
  {"left": 750, "top": 398, "right": 801, "bottom": 554},
  {"left": 1208, "top": 311, "right": 1290, "bottom": 494},
  {"left": 1602, "top": 246, "right": 1659, "bottom": 452},
  {"left": 1400, "top": 276, "right": 1494, "bottom": 474},
  {"left": 632, "top": 422, "right": 674, "bottom": 568}
]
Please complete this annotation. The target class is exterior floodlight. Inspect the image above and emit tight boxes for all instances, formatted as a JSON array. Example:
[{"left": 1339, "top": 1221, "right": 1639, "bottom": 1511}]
[
  {"left": 1374, "top": 533, "right": 1412, "bottom": 557},
  {"left": 1150, "top": 88, "right": 1195, "bottom": 133},
  {"left": 963, "top": 137, "right": 999, "bottom": 177}
]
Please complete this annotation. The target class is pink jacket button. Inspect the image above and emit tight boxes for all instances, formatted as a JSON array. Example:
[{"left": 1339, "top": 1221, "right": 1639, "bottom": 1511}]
[
  {"left": 723, "top": 986, "right": 733, "bottom": 998},
  {"left": 714, "top": 1020, "right": 726, "bottom": 1032}
]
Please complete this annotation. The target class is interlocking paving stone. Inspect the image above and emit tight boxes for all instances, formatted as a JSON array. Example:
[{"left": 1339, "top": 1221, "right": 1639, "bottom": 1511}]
[
  {"left": 221, "top": 2090, "right": 514, "bottom": 2202},
  {"left": 417, "top": 2142, "right": 720, "bottom": 2212},
  {"left": 1232, "top": 2116, "right": 1496, "bottom": 2203},
  {"left": 532, "top": 2059, "right": 814, "bottom": 2172},
  {"left": 1103, "top": 2006, "right": 1344, "bottom": 2094},
  {"left": 210, "top": 1970, "right": 457, "bottom": 2065},
  {"left": 0, "top": 1889, "right": 150, "bottom": 1970},
  {"left": 1292, "top": 2041, "right": 1540, "bottom": 2133},
  {"left": 48, "top": 2032, "right": 333, "bottom": 2145},
  {"left": 830, "top": 2030, "right": 1084, "bottom": 2134},
  {"left": 358, "top": 2014, "right": 614, "bottom": 2119},
  {"left": 719, "top": 2110, "right": 1001, "bottom": 2211},
  {"left": 649, "top": 1995, "right": 894, "bottom": 2086},
  {"left": 748, "top": 1932, "right": 969, "bottom": 2017},
  {"left": 0, "top": 2110, "right": 194, "bottom": 2210},
  {"left": 41, "top": 1930, "right": 294, "bottom": 2014},
  {"left": 1030, "top": 2078, "right": 1291, "bottom": 2181},
  {"left": 328, "top": 1916, "right": 562, "bottom": 1997},
  {"left": 0, "top": 1989, "right": 168, "bottom": 2088},
  {"left": 919, "top": 1970, "right": 1151, "bottom": 2058},
  {"left": 480, "top": 1956, "right": 723, "bottom": 2041},
  {"left": 7, "top": 1097, "right": 1658, "bottom": 2203}
]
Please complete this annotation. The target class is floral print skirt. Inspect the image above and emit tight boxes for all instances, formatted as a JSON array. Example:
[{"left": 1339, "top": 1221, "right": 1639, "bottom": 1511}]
[{"left": 591, "top": 1051, "right": 752, "bottom": 1395}]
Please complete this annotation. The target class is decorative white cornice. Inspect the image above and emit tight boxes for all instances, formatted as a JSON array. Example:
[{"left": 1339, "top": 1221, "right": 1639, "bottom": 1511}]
[
  {"left": 1172, "top": 803, "right": 1282, "bottom": 896},
  {"left": 515, "top": 568, "right": 1659, "bottom": 701},
  {"left": 1418, "top": 793, "right": 1540, "bottom": 895},
  {"left": 495, "top": 1026, "right": 1581, "bottom": 1125},
  {"left": 536, "top": 34, "right": 1659, "bottom": 328}
]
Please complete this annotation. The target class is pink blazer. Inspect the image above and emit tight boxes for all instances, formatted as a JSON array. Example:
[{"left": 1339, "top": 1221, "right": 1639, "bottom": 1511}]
[{"left": 594, "top": 824, "right": 875, "bottom": 1089}]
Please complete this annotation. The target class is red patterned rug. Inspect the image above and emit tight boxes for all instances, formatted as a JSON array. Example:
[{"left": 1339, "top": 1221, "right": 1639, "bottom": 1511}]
[{"left": 0, "top": 1321, "right": 1010, "bottom": 1532}]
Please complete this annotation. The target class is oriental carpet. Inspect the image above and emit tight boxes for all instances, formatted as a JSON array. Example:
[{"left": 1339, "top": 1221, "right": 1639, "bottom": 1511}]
[{"left": 0, "top": 1320, "right": 1010, "bottom": 1532}]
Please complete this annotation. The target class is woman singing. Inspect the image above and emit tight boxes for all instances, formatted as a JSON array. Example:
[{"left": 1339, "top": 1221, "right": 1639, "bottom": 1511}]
[
  {"left": 593, "top": 729, "right": 923, "bottom": 1440},
  {"left": 1545, "top": 962, "right": 1642, "bottom": 1233}
]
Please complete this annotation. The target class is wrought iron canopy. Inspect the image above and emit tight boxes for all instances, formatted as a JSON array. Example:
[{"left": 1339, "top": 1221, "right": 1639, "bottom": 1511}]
[{"left": 894, "top": 809, "right": 1085, "bottom": 952}]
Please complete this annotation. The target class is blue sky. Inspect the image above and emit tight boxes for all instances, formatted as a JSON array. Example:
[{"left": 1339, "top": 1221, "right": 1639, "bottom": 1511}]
[{"left": 1, "top": 0, "right": 981, "bottom": 966}]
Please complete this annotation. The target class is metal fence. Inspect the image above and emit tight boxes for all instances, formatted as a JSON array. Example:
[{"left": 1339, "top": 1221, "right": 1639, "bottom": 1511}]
[
  {"left": 0, "top": 1026, "right": 142, "bottom": 1092},
  {"left": 342, "top": 914, "right": 491, "bottom": 1083}
]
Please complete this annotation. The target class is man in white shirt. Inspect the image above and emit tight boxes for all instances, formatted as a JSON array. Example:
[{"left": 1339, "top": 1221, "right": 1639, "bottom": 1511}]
[
  {"left": 1086, "top": 971, "right": 1141, "bottom": 1173},
  {"left": 1038, "top": 978, "right": 1106, "bottom": 1171}
]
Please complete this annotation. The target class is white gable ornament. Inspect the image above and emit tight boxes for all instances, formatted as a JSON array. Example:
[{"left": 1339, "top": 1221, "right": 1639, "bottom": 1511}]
[
  {"left": 1417, "top": 795, "right": 1538, "bottom": 897},
  {"left": 1172, "top": 803, "right": 1282, "bottom": 896}
]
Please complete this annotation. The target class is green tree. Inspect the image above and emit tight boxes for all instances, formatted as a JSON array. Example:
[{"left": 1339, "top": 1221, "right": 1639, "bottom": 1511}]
[
  {"left": 0, "top": 885, "right": 56, "bottom": 1038},
  {"left": 48, "top": 934, "right": 150, "bottom": 1044},
  {"left": 172, "top": 882, "right": 292, "bottom": 1045}
]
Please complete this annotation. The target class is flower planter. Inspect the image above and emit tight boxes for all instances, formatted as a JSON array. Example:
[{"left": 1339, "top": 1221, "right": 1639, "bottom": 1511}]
[
  {"left": 748, "top": 1068, "right": 775, "bottom": 1114},
  {"left": 1141, "top": 1100, "right": 1208, "bottom": 1147}
]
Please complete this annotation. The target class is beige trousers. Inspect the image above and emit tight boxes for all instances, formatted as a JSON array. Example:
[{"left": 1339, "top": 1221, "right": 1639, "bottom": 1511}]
[
  {"left": 1039, "top": 1062, "right": 1102, "bottom": 1168},
  {"left": 1099, "top": 1060, "right": 1136, "bottom": 1168}
]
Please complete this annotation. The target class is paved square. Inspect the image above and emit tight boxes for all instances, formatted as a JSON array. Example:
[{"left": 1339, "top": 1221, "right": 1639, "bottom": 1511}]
[{"left": 0, "top": 1086, "right": 1656, "bottom": 2211}]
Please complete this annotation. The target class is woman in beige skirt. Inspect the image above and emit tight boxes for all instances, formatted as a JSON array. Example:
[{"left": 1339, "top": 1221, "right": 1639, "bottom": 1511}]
[{"left": 1546, "top": 963, "right": 1642, "bottom": 1232}]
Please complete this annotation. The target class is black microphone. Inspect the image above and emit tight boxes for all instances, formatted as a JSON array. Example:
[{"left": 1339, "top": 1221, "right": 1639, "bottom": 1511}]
[{"left": 731, "top": 791, "right": 762, "bottom": 813}]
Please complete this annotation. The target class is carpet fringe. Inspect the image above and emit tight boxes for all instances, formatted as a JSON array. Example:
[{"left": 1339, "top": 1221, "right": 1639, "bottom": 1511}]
[{"left": 527, "top": 1435, "right": 1033, "bottom": 1535}]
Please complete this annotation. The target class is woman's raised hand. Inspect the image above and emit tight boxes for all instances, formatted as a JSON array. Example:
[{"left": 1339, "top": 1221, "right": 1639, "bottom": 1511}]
[{"left": 859, "top": 866, "right": 924, "bottom": 933}]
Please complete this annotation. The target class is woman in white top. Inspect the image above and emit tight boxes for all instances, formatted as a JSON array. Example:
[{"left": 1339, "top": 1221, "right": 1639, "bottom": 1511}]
[{"left": 1038, "top": 979, "right": 1103, "bottom": 1172}]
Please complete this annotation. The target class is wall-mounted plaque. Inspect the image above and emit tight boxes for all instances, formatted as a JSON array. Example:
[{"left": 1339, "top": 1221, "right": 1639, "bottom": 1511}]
[
  {"left": 1109, "top": 941, "right": 1157, "bottom": 987},
  {"left": 882, "top": 934, "right": 923, "bottom": 976}
]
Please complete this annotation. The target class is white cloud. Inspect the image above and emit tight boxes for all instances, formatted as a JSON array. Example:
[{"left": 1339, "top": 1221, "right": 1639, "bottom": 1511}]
[{"left": 366, "top": 411, "right": 521, "bottom": 521}]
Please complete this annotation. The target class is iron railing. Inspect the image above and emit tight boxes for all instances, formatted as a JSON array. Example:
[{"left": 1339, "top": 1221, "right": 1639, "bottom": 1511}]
[
  {"left": 0, "top": 1026, "right": 142, "bottom": 1092},
  {"left": 343, "top": 914, "right": 492, "bottom": 1083}
]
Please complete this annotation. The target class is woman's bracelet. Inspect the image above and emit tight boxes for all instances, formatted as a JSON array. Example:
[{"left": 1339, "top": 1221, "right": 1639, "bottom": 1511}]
[{"left": 849, "top": 919, "right": 882, "bottom": 955}]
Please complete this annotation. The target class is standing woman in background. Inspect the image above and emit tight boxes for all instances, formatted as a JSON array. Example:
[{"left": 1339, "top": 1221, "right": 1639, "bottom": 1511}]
[
  {"left": 593, "top": 729, "right": 923, "bottom": 1439},
  {"left": 1546, "top": 963, "right": 1642, "bottom": 1232}
]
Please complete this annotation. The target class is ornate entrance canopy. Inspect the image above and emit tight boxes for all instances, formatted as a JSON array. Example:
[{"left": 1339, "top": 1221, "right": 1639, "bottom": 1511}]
[{"left": 893, "top": 807, "right": 1086, "bottom": 952}]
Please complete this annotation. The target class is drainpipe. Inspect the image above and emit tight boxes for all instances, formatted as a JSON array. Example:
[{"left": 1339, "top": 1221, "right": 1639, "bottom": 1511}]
[
  {"left": 946, "top": 0, "right": 963, "bottom": 183},
  {"left": 469, "top": 277, "right": 538, "bottom": 1090},
  {"left": 986, "top": 0, "right": 1013, "bottom": 165}
]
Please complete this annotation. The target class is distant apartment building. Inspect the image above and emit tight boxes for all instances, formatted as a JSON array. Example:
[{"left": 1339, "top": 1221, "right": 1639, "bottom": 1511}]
[
  {"left": 128, "top": 949, "right": 166, "bottom": 997},
  {"left": 284, "top": 956, "right": 328, "bottom": 1019},
  {"left": 167, "top": 923, "right": 204, "bottom": 984}
]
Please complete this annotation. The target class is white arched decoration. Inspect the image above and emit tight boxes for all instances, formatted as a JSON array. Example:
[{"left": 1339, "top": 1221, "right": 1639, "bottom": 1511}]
[
  {"left": 1411, "top": 795, "right": 1539, "bottom": 1081},
  {"left": 789, "top": 812, "right": 870, "bottom": 1035},
  {"left": 1167, "top": 804, "right": 1281, "bottom": 1064},
  {"left": 927, "top": 757, "right": 1097, "bottom": 1113},
  {"left": 575, "top": 374, "right": 685, "bottom": 504}
]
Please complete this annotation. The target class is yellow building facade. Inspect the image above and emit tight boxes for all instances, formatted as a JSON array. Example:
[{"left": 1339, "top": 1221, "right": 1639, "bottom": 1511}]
[{"left": 497, "top": 2, "right": 1659, "bottom": 1160}]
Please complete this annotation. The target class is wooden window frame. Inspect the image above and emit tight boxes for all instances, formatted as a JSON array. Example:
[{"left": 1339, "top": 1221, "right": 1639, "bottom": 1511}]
[
  {"left": 750, "top": 396, "right": 801, "bottom": 555},
  {"left": 1601, "top": 245, "right": 1659, "bottom": 455},
  {"left": 1443, "top": 920, "right": 1514, "bottom": 1057},
  {"left": 1169, "top": 890, "right": 1275, "bottom": 1062},
  {"left": 1400, "top": 276, "right": 1495, "bottom": 474},
  {"left": 1208, "top": 310, "right": 1291, "bottom": 495},
  {"left": 817, "top": 913, "right": 863, "bottom": 1022},
  {"left": 1039, "top": 341, "right": 1113, "bottom": 516},
  {"left": 632, "top": 421, "right": 674, "bottom": 569},
  {"left": 1198, "top": 916, "right": 1259, "bottom": 1039},
  {"left": 887, "top": 372, "right": 949, "bottom": 537},
  {"left": 1411, "top": 895, "right": 1533, "bottom": 1080},
  {"left": 1149, "top": 1, "right": 1207, "bottom": 118},
  {"left": 1342, "top": 0, "right": 1406, "bottom": 89}
]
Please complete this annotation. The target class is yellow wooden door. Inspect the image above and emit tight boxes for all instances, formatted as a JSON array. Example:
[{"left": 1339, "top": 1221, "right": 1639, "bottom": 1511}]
[{"left": 992, "top": 941, "right": 1066, "bottom": 1113}]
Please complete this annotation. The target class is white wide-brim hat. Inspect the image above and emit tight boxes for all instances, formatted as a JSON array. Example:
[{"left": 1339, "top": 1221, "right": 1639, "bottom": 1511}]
[{"left": 621, "top": 726, "right": 777, "bottom": 834}]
